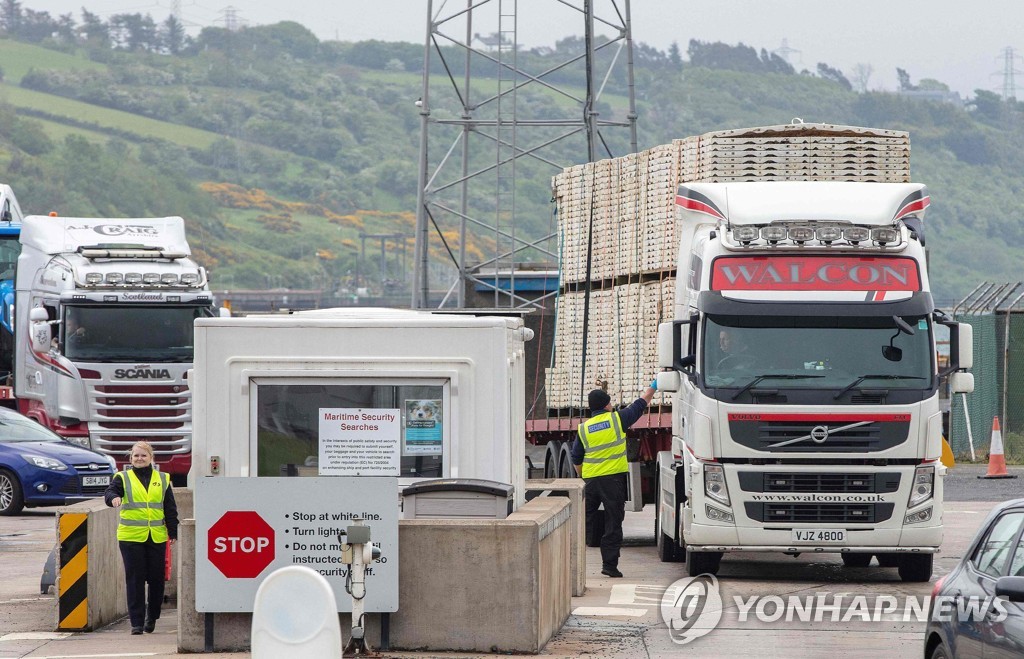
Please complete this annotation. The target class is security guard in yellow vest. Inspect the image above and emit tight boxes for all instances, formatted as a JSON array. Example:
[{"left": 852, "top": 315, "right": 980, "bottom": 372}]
[
  {"left": 104, "top": 441, "right": 178, "bottom": 635},
  {"left": 572, "top": 382, "right": 656, "bottom": 577}
]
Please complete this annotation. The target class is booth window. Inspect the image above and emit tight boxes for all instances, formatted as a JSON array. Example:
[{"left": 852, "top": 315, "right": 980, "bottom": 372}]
[{"left": 253, "top": 380, "right": 447, "bottom": 479}]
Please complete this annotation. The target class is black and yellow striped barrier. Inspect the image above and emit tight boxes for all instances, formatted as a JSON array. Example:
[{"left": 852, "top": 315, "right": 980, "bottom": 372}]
[{"left": 58, "top": 512, "right": 89, "bottom": 630}]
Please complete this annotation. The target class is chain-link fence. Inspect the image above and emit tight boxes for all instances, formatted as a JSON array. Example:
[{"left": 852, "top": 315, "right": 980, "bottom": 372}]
[{"left": 949, "top": 284, "right": 1024, "bottom": 463}]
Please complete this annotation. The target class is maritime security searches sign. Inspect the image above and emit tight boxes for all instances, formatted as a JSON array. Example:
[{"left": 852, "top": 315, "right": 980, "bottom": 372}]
[
  {"left": 711, "top": 256, "right": 920, "bottom": 292},
  {"left": 195, "top": 477, "right": 399, "bottom": 612},
  {"left": 319, "top": 408, "right": 401, "bottom": 476}
]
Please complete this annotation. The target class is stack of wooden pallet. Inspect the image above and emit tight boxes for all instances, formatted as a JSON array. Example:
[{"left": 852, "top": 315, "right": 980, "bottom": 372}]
[{"left": 545, "top": 123, "right": 911, "bottom": 411}]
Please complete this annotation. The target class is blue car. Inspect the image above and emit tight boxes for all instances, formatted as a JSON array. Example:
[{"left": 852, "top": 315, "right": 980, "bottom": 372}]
[
  {"left": 924, "top": 498, "right": 1024, "bottom": 658},
  {"left": 0, "top": 408, "right": 116, "bottom": 515}
]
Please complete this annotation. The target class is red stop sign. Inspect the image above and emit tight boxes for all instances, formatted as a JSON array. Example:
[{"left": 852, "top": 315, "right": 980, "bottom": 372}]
[{"left": 208, "top": 511, "right": 275, "bottom": 578}]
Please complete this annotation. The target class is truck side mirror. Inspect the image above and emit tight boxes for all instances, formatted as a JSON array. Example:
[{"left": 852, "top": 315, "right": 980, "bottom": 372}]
[
  {"left": 656, "top": 371, "right": 680, "bottom": 393},
  {"left": 30, "top": 320, "right": 51, "bottom": 353},
  {"left": 955, "top": 323, "right": 973, "bottom": 370},
  {"left": 949, "top": 371, "right": 974, "bottom": 394},
  {"left": 658, "top": 316, "right": 697, "bottom": 371},
  {"left": 29, "top": 308, "right": 49, "bottom": 322}
]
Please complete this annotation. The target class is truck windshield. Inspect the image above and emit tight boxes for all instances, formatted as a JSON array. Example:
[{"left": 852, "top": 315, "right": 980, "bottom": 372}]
[
  {"left": 63, "top": 305, "right": 211, "bottom": 363},
  {"left": 703, "top": 314, "right": 933, "bottom": 391}
]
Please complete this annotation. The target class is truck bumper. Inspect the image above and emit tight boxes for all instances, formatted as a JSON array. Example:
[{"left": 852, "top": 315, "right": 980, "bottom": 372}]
[{"left": 685, "top": 521, "right": 942, "bottom": 553}]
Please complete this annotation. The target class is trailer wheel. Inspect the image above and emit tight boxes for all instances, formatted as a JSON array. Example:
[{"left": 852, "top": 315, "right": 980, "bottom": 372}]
[
  {"left": 840, "top": 553, "right": 873, "bottom": 568},
  {"left": 544, "top": 441, "right": 562, "bottom": 478},
  {"left": 686, "top": 550, "right": 721, "bottom": 577},
  {"left": 558, "top": 443, "right": 575, "bottom": 479},
  {"left": 898, "top": 554, "right": 933, "bottom": 582}
]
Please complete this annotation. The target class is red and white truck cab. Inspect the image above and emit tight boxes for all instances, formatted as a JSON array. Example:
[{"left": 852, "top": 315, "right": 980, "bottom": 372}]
[{"left": 655, "top": 181, "right": 974, "bottom": 581}]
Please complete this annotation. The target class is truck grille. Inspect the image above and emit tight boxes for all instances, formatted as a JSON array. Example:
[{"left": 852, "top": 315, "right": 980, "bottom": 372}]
[
  {"left": 727, "top": 414, "right": 910, "bottom": 453},
  {"left": 738, "top": 472, "right": 901, "bottom": 493},
  {"left": 745, "top": 502, "right": 895, "bottom": 524},
  {"left": 88, "top": 383, "right": 191, "bottom": 458}
]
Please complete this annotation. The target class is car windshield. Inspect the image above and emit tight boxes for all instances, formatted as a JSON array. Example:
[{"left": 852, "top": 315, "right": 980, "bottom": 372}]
[
  {"left": 63, "top": 304, "right": 211, "bottom": 363},
  {"left": 704, "top": 314, "right": 933, "bottom": 389},
  {"left": 0, "top": 414, "right": 62, "bottom": 442}
]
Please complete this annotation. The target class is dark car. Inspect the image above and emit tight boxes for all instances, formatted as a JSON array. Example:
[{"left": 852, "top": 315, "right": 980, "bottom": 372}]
[
  {"left": 0, "top": 408, "right": 116, "bottom": 515},
  {"left": 924, "top": 498, "right": 1024, "bottom": 658}
]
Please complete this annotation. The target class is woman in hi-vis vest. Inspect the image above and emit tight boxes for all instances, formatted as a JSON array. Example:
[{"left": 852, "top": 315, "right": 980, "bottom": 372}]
[{"left": 104, "top": 441, "right": 179, "bottom": 635}]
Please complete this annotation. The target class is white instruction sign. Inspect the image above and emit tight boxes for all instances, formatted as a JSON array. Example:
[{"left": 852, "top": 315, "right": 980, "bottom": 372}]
[{"left": 318, "top": 408, "right": 400, "bottom": 476}]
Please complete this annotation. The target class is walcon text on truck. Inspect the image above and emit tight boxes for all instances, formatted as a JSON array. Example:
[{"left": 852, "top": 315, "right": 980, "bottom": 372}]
[
  {"left": 14, "top": 215, "right": 219, "bottom": 483},
  {"left": 525, "top": 123, "right": 973, "bottom": 582}
]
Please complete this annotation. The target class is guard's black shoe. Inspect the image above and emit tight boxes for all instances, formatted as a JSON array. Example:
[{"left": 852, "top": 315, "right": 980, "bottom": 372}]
[
  {"left": 144, "top": 619, "right": 155, "bottom": 633},
  {"left": 601, "top": 567, "right": 623, "bottom": 578},
  {"left": 130, "top": 627, "right": 143, "bottom": 635}
]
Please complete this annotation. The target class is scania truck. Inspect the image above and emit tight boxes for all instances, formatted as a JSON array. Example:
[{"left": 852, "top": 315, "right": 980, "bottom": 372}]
[
  {"left": 654, "top": 180, "right": 973, "bottom": 582},
  {"left": 15, "top": 215, "right": 218, "bottom": 482}
]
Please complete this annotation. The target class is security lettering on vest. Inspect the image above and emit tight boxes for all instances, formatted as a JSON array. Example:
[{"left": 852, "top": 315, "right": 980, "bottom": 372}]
[
  {"left": 114, "top": 368, "right": 172, "bottom": 379},
  {"left": 587, "top": 420, "right": 612, "bottom": 432}
]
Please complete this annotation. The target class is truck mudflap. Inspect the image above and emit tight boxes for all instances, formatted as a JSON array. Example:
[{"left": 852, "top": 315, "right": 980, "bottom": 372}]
[{"left": 684, "top": 545, "right": 938, "bottom": 554}]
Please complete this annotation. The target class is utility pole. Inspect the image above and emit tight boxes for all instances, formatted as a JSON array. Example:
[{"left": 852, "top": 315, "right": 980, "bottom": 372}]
[{"left": 997, "top": 46, "right": 1023, "bottom": 100}]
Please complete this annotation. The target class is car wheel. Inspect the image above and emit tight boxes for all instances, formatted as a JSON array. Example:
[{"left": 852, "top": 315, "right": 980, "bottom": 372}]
[
  {"left": 898, "top": 553, "right": 933, "bottom": 582},
  {"left": 929, "top": 640, "right": 950, "bottom": 659},
  {"left": 841, "top": 553, "right": 873, "bottom": 568},
  {"left": 0, "top": 468, "right": 25, "bottom": 516}
]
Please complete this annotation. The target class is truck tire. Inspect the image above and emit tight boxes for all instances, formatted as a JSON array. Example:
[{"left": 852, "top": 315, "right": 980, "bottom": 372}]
[
  {"left": 898, "top": 554, "right": 933, "bottom": 582},
  {"left": 840, "top": 553, "right": 873, "bottom": 568},
  {"left": 876, "top": 553, "right": 900, "bottom": 568},
  {"left": 686, "top": 550, "right": 721, "bottom": 577},
  {"left": 0, "top": 468, "right": 25, "bottom": 516},
  {"left": 544, "top": 441, "right": 562, "bottom": 479},
  {"left": 558, "top": 443, "right": 575, "bottom": 479},
  {"left": 654, "top": 474, "right": 682, "bottom": 562}
]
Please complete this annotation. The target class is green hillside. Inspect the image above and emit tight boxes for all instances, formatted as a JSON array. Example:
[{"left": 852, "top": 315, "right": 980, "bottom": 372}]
[{"left": 1, "top": 28, "right": 1023, "bottom": 303}]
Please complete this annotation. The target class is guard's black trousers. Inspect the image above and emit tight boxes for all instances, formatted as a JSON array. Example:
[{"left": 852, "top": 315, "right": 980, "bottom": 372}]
[
  {"left": 584, "top": 472, "right": 627, "bottom": 570},
  {"left": 119, "top": 539, "right": 166, "bottom": 628}
]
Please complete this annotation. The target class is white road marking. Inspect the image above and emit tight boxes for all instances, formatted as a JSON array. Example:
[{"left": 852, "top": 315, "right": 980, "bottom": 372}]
[
  {"left": 0, "top": 632, "right": 72, "bottom": 641},
  {"left": 610, "top": 583, "right": 669, "bottom": 606},
  {"left": 572, "top": 606, "right": 648, "bottom": 617}
]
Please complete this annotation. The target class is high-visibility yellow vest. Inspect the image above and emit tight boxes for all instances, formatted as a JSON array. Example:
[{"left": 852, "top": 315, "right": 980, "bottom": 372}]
[
  {"left": 116, "top": 467, "right": 169, "bottom": 543},
  {"left": 578, "top": 411, "right": 628, "bottom": 478}
]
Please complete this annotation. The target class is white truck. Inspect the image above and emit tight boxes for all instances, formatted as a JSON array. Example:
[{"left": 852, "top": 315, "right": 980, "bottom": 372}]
[
  {"left": 531, "top": 123, "right": 974, "bottom": 582},
  {"left": 16, "top": 215, "right": 217, "bottom": 483},
  {"left": 655, "top": 180, "right": 974, "bottom": 582}
]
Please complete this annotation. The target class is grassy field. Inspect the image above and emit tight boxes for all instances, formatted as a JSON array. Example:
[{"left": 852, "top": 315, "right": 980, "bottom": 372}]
[
  {"left": 0, "top": 83, "right": 223, "bottom": 149},
  {"left": 0, "top": 39, "right": 106, "bottom": 83}
]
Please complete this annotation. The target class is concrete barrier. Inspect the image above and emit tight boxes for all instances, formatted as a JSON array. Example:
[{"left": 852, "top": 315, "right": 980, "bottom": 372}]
[
  {"left": 54, "top": 486, "right": 193, "bottom": 631},
  {"left": 54, "top": 500, "right": 125, "bottom": 631},
  {"left": 177, "top": 496, "right": 572, "bottom": 654},
  {"left": 525, "top": 478, "right": 586, "bottom": 596}
]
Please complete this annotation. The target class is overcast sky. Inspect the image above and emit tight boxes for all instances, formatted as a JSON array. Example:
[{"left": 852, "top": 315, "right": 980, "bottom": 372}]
[{"left": 24, "top": 0, "right": 1023, "bottom": 97}]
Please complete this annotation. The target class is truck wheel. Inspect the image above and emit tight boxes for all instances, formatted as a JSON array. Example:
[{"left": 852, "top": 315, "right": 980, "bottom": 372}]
[
  {"left": 898, "top": 554, "right": 933, "bottom": 583},
  {"left": 654, "top": 475, "right": 682, "bottom": 562},
  {"left": 876, "top": 553, "right": 900, "bottom": 568},
  {"left": 0, "top": 469, "right": 25, "bottom": 516},
  {"left": 558, "top": 443, "right": 575, "bottom": 479},
  {"left": 840, "top": 553, "right": 873, "bottom": 568},
  {"left": 686, "top": 550, "right": 721, "bottom": 577},
  {"left": 544, "top": 441, "right": 562, "bottom": 478}
]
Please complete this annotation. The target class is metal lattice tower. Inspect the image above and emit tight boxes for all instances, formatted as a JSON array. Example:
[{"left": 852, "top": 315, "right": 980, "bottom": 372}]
[
  {"left": 999, "top": 46, "right": 1022, "bottom": 100},
  {"left": 772, "top": 38, "right": 801, "bottom": 66},
  {"left": 412, "top": 0, "right": 637, "bottom": 309}
]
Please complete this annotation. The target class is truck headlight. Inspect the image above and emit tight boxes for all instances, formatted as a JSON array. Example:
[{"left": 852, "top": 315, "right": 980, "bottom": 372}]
[
  {"left": 908, "top": 465, "right": 934, "bottom": 508},
  {"left": 905, "top": 507, "right": 933, "bottom": 524},
  {"left": 704, "top": 463, "right": 730, "bottom": 506},
  {"left": 706, "top": 504, "right": 734, "bottom": 523}
]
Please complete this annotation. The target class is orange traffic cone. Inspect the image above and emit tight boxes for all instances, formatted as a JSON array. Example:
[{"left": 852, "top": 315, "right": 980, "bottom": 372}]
[{"left": 979, "top": 417, "right": 1018, "bottom": 479}]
